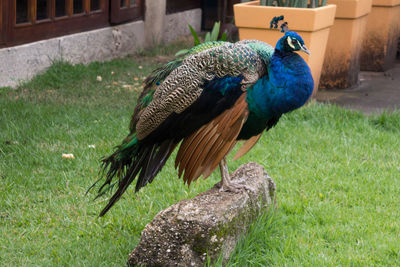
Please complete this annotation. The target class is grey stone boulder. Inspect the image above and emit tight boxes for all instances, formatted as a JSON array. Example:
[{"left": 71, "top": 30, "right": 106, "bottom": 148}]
[{"left": 128, "top": 162, "right": 276, "bottom": 266}]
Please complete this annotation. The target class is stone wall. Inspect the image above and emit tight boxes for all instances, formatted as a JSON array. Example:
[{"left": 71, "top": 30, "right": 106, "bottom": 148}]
[
  {"left": 164, "top": 9, "right": 202, "bottom": 44},
  {"left": 0, "top": 7, "right": 201, "bottom": 88}
]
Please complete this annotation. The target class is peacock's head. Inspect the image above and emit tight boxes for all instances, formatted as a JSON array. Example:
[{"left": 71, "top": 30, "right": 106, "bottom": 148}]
[
  {"left": 270, "top": 16, "right": 310, "bottom": 55},
  {"left": 281, "top": 31, "right": 310, "bottom": 55}
]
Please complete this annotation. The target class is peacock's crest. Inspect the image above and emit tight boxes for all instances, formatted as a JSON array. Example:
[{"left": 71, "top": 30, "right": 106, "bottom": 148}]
[
  {"left": 270, "top": 15, "right": 288, "bottom": 33},
  {"left": 269, "top": 16, "right": 311, "bottom": 55}
]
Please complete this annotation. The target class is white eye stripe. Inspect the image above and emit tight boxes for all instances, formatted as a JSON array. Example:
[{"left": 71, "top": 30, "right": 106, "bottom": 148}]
[{"left": 287, "top": 36, "right": 296, "bottom": 49}]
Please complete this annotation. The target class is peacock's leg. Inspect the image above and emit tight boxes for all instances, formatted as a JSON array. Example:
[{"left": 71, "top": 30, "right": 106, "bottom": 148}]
[
  {"left": 219, "top": 157, "right": 238, "bottom": 193},
  {"left": 218, "top": 157, "right": 254, "bottom": 193}
]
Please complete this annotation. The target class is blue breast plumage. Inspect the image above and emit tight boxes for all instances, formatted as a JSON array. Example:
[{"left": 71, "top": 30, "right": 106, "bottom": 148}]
[{"left": 239, "top": 32, "right": 314, "bottom": 139}]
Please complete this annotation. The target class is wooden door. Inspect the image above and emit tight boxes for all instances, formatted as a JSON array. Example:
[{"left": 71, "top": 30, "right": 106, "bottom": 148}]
[
  {"left": 110, "top": 0, "right": 144, "bottom": 24},
  {"left": 0, "top": 0, "right": 6, "bottom": 45},
  {"left": 2, "top": 0, "right": 110, "bottom": 47},
  {"left": 1, "top": 0, "right": 144, "bottom": 48}
]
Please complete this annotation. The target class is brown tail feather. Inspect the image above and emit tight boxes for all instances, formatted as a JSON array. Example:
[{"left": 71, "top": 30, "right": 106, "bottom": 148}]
[
  {"left": 201, "top": 114, "right": 247, "bottom": 178},
  {"left": 182, "top": 112, "right": 230, "bottom": 184},
  {"left": 183, "top": 126, "right": 218, "bottom": 185},
  {"left": 177, "top": 110, "right": 226, "bottom": 183},
  {"left": 179, "top": 95, "right": 244, "bottom": 183},
  {"left": 202, "top": 97, "right": 249, "bottom": 174},
  {"left": 186, "top": 130, "right": 222, "bottom": 183},
  {"left": 175, "top": 93, "right": 249, "bottom": 184},
  {"left": 233, "top": 133, "right": 262, "bottom": 161},
  {"left": 175, "top": 124, "right": 205, "bottom": 170},
  {"left": 178, "top": 122, "right": 216, "bottom": 180}
]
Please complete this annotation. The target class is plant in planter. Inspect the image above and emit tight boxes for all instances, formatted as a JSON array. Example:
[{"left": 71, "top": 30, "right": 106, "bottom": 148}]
[
  {"left": 234, "top": 0, "right": 336, "bottom": 94},
  {"left": 175, "top": 22, "right": 228, "bottom": 57},
  {"left": 257, "top": 0, "right": 327, "bottom": 7},
  {"left": 319, "top": 0, "right": 372, "bottom": 89}
]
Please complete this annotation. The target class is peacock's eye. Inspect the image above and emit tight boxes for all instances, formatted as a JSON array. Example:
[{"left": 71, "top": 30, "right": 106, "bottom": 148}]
[{"left": 291, "top": 39, "right": 297, "bottom": 45}]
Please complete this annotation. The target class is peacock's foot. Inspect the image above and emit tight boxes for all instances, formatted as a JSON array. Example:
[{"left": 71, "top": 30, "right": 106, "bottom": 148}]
[
  {"left": 218, "top": 182, "right": 241, "bottom": 193},
  {"left": 218, "top": 157, "right": 255, "bottom": 193},
  {"left": 217, "top": 177, "right": 255, "bottom": 193}
]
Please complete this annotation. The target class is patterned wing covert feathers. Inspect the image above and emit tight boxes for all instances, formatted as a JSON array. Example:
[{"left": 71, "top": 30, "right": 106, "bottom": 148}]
[{"left": 135, "top": 42, "right": 267, "bottom": 140}]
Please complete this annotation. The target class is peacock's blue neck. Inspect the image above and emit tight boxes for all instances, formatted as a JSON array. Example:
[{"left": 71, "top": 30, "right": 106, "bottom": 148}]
[
  {"left": 246, "top": 49, "right": 314, "bottom": 118},
  {"left": 275, "top": 37, "right": 289, "bottom": 56}
]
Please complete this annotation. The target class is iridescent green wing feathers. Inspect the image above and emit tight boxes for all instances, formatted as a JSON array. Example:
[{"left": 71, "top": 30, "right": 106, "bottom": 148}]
[{"left": 237, "top": 39, "right": 275, "bottom": 66}]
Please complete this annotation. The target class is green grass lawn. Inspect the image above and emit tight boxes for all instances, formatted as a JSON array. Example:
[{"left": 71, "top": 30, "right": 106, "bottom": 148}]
[{"left": 1, "top": 42, "right": 399, "bottom": 266}]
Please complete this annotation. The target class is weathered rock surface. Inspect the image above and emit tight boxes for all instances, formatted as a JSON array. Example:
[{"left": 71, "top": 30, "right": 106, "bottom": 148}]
[{"left": 128, "top": 162, "right": 276, "bottom": 266}]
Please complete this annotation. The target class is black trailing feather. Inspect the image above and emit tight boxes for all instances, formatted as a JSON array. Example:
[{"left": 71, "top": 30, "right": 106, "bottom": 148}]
[{"left": 98, "top": 141, "right": 176, "bottom": 217}]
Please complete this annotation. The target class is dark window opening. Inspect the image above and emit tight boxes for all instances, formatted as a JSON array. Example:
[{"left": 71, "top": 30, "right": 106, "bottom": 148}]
[
  {"left": 37, "top": 0, "right": 49, "bottom": 20},
  {"left": 56, "top": 0, "right": 67, "bottom": 17},
  {"left": 73, "top": 0, "right": 84, "bottom": 14},
  {"left": 16, "top": 0, "right": 29, "bottom": 24},
  {"left": 91, "top": 0, "right": 101, "bottom": 11}
]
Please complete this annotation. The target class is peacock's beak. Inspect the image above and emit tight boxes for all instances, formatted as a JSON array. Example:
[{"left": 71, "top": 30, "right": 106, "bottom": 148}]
[{"left": 300, "top": 45, "right": 311, "bottom": 55}]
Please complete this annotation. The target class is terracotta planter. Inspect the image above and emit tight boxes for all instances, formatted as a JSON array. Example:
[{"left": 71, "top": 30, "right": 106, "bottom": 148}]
[
  {"left": 320, "top": 0, "right": 372, "bottom": 89},
  {"left": 234, "top": 1, "right": 337, "bottom": 94},
  {"left": 360, "top": 0, "right": 400, "bottom": 71}
]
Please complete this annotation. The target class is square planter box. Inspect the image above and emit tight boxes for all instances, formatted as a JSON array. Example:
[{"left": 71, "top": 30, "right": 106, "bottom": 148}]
[
  {"left": 234, "top": 1, "right": 337, "bottom": 94},
  {"left": 320, "top": 0, "right": 372, "bottom": 89},
  {"left": 360, "top": 0, "right": 400, "bottom": 71}
]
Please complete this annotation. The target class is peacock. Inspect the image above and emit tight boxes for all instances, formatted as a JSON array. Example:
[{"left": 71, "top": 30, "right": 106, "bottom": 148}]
[{"left": 90, "top": 16, "right": 314, "bottom": 216}]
